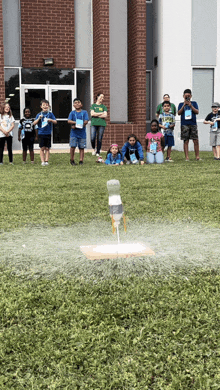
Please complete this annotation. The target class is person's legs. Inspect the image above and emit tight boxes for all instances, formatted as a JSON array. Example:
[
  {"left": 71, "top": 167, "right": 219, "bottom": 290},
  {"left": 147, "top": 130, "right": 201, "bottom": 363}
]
[
  {"left": 45, "top": 148, "right": 50, "bottom": 162},
  {"left": 213, "top": 146, "right": 217, "bottom": 158},
  {"left": 79, "top": 148, "right": 84, "bottom": 162},
  {"left": 0, "top": 137, "right": 6, "bottom": 163},
  {"left": 216, "top": 145, "right": 220, "bottom": 159},
  {"left": 193, "top": 139, "right": 200, "bottom": 160},
  {"left": 6, "top": 136, "right": 13, "bottom": 163},
  {"left": 90, "top": 126, "right": 97, "bottom": 152},
  {"left": 167, "top": 146, "right": 172, "bottom": 159},
  {"left": 40, "top": 147, "right": 46, "bottom": 163},
  {"left": 155, "top": 151, "right": 164, "bottom": 164},
  {"left": 70, "top": 146, "right": 76, "bottom": 161},
  {"left": 146, "top": 152, "right": 155, "bottom": 164},
  {"left": 97, "top": 126, "right": 105, "bottom": 154},
  {"left": 184, "top": 140, "right": 189, "bottom": 160}
]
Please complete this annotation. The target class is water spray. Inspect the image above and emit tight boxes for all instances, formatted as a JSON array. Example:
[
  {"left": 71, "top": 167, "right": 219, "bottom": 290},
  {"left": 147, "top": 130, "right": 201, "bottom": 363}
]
[{"left": 107, "top": 179, "right": 126, "bottom": 243}]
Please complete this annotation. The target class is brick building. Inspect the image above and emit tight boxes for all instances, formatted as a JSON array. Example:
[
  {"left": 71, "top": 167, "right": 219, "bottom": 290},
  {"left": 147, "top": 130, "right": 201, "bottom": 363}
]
[{"left": 1, "top": 0, "right": 220, "bottom": 151}]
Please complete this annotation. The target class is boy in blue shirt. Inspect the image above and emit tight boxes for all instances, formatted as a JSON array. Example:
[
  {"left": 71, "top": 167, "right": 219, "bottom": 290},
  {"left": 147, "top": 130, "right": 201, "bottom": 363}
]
[
  {"left": 33, "top": 99, "right": 57, "bottom": 166},
  {"left": 68, "top": 98, "right": 89, "bottom": 165},
  {"left": 178, "top": 89, "right": 200, "bottom": 161}
]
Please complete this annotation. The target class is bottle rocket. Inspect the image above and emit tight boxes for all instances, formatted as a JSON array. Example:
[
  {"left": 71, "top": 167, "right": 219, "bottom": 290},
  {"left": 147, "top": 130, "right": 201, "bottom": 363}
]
[{"left": 107, "top": 180, "right": 126, "bottom": 240}]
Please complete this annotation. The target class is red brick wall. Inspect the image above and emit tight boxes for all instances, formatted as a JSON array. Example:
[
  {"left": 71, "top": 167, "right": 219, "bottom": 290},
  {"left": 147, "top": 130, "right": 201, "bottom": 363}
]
[
  {"left": 0, "top": 0, "right": 5, "bottom": 102},
  {"left": 20, "top": 0, "right": 75, "bottom": 68},
  {"left": 128, "top": 0, "right": 147, "bottom": 125},
  {"left": 93, "top": 0, "right": 147, "bottom": 151}
]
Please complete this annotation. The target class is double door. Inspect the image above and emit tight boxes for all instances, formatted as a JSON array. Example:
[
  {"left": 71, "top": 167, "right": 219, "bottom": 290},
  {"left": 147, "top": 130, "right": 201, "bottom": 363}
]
[{"left": 20, "top": 85, "right": 75, "bottom": 147}]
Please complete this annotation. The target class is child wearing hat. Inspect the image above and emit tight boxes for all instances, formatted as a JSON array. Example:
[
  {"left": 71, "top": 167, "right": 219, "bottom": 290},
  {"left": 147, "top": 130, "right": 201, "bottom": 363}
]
[{"left": 204, "top": 102, "right": 220, "bottom": 159}]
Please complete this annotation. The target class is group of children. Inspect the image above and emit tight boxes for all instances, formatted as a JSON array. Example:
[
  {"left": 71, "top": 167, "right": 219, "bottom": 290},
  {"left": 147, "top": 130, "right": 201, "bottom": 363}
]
[{"left": 1, "top": 96, "right": 219, "bottom": 166}]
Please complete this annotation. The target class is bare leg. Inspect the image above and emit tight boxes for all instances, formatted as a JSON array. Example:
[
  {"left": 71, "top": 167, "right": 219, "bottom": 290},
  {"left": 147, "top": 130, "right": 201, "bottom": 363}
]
[
  {"left": 184, "top": 140, "right": 189, "bottom": 160},
  {"left": 216, "top": 145, "right": 220, "bottom": 159},
  {"left": 45, "top": 148, "right": 50, "bottom": 162},
  {"left": 30, "top": 150, "right": 34, "bottom": 162},
  {"left": 40, "top": 147, "right": 46, "bottom": 162},
  {"left": 167, "top": 146, "right": 172, "bottom": 159},
  {"left": 213, "top": 146, "right": 217, "bottom": 158},
  {"left": 79, "top": 148, "right": 84, "bottom": 162},
  {"left": 193, "top": 139, "right": 200, "bottom": 160},
  {"left": 70, "top": 147, "right": 75, "bottom": 161}
]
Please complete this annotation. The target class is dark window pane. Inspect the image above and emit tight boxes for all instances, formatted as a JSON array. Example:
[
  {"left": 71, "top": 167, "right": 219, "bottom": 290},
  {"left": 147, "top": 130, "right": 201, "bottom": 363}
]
[
  {"left": 21, "top": 68, "right": 75, "bottom": 85},
  {"left": 24, "top": 89, "right": 45, "bottom": 117},
  {"left": 51, "top": 89, "right": 72, "bottom": 118},
  {"left": 5, "top": 68, "right": 20, "bottom": 120},
  {"left": 77, "top": 70, "right": 90, "bottom": 114},
  {"left": 53, "top": 121, "right": 70, "bottom": 144}
]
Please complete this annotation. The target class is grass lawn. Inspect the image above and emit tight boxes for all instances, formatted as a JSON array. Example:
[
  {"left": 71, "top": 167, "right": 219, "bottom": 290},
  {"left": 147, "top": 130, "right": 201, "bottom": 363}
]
[{"left": 1, "top": 150, "right": 220, "bottom": 389}]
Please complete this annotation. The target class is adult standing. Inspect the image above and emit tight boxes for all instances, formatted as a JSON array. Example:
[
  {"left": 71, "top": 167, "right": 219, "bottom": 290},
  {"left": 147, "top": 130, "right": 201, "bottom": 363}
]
[
  {"left": 90, "top": 93, "right": 108, "bottom": 156},
  {"left": 156, "top": 94, "right": 176, "bottom": 117},
  {"left": 178, "top": 89, "right": 200, "bottom": 161}
]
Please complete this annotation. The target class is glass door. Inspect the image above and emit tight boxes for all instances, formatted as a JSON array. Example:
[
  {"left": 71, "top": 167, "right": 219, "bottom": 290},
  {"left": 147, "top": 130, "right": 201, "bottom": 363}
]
[
  {"left": 49, "top": 86, "right": 74, "bottom": 147},
  {"left": 20, "top": 85, "right": 75, "bottom": 148}
]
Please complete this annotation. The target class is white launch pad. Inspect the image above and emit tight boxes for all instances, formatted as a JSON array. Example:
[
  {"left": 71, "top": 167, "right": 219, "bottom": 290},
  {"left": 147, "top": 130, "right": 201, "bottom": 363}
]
[{"left": 80, "top": 242, "right": 155, "bottom": 260}]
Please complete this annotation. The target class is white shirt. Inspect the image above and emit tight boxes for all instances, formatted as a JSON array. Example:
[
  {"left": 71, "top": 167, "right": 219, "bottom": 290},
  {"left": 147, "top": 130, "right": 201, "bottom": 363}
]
[{"left": 0, "top": 114, "right": 15, "bottom": 138}]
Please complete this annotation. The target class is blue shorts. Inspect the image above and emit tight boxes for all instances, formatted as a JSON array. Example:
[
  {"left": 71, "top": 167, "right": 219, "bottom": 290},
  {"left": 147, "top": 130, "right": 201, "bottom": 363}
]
[
  {"left": 164, "top": 134, "right": 174, "bottom": 147},
  {"left": 70, "top": 136, "right": 86, "bottom": 149}
]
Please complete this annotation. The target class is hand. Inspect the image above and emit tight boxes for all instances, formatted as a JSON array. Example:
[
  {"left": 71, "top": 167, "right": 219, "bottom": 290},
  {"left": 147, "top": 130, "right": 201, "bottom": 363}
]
[
  {"left": 39, "top": 114, "right": 43, "bottom": 119},
  {"left": 210, "top": 122, "right": 215, "bottom": 126},
  {"left": 18, "top": 136, "right": 21, "bottom": 142},
  {"left": 120, "top": 161, "right": 124, "bottom": 165},
  {"left": 140, "top": 161, "right": 145, "bottom": 165},
  {"left": 35, "top": 136, "right": 38, "bottom": 142}
]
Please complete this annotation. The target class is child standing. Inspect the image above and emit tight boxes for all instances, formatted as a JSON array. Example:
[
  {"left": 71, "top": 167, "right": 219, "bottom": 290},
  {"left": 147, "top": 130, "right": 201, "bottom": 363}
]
[
  {"left": 67, "top": 98, "right": 89, "bottom": 166},
  {"left": 145, "top": 119, "right": 165, "bottom": 164},
  {"left": 121, "top": 134, "right": 144, "bottom": 164},
  {"left": 0, "top": 102, "right": 15, "bottom": 165},
  {"left": 33, "top": 99, "right": 57, "bottom": 166},
  {"left": 105, "top": 144, "right": 123, "bottom": 165},
  {"left": 159, "top": 101, "right": 175, "bottom": 162},
  {"left": 18, "top": 108, "right": 36, "bottom": 164},
  {"left": 204, "top": 102, "right": 220, "bottom": 159}
]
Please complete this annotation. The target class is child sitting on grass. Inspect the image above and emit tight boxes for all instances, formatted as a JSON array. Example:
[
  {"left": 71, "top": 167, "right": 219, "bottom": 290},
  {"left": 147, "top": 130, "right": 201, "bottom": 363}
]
[
  {"left": 145, "top": 119, "right": 165, "bottom": 164},
  {"left": 18, "top": 108, "right": 36, "bottom": 164},
  {"left": 104, "top": 144, "right": 123, "bottom": 165},
  {"left": 121, "top": 134, "right": 144, "bottom": 165}
]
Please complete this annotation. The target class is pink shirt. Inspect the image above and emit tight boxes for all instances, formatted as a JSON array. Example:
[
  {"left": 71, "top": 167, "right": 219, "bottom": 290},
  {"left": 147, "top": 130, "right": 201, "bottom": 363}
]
[{"left": 145, "top": 132, "right": 164, "bottom": 152}]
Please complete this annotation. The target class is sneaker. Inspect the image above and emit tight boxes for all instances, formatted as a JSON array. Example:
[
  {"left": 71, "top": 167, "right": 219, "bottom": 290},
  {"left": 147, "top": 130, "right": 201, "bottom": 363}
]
[
  {"left": 92, "top": 150, "right": 96, "bottom": 156},
  {"left": 70, "top": 160, "right": 77, "bottom": 166},
  {"left": 44, "top": 162, "right": 49, "bottom": 166},
  {"left": 96, "top": 153, "right": 100, "bottom": 157},
  {"left": 0, "top": 163, "right": 3, "bottom": 165},
  {"left": 79, "top": 161, "right": 83, "bottom": 165},
  {"left": 41, "top": 162, "right": 45, "bottom": 166},
  {"left": 23, "top": 161, "right": 27, "bottom": 164},
  {"left": 9, "top": 162, "right": 14, "bottom": 165}
]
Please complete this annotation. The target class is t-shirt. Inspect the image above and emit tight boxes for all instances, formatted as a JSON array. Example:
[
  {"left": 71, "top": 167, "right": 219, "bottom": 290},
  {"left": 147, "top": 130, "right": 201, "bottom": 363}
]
[
  {"left": 68, "top": 110, "right": 89, "bottom": 138},
  {"left": 121, "top": 141, "right": 144, "bottom": 160},
  {"left": 205, "top": 111, "right": 220, "bottom": 132},
  {"left": 90, "top": 103, "right": 107, "bottom": 127},
  {"left": 178, "top": 101, "right": 199, "bottom": 126},
  {"left": 18, "top": 118, "right": 35, "bottom": 139},
  {"left": 158, "top": 112, "right": 175, "bottom": 135},
  {"left": 35, "top": 111, "right": 56, "bottom": 135},
  {"left": 156, "top": 102, "right": 176, "bottom": 116},
  {"left": 0, "top": 114, "right": 15, "bottom": 138},
  {"left": 145, "top": 132, "right": 164, "bottom": 152},
  {"left": 105, "top": 152, "right": 122, "bottom": 165}
]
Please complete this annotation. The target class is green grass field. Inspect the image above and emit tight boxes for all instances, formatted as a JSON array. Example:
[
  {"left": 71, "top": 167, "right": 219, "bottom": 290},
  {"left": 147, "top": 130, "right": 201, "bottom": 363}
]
[{"left": 1, "top": 150, "right": 220, "bottom": 389}]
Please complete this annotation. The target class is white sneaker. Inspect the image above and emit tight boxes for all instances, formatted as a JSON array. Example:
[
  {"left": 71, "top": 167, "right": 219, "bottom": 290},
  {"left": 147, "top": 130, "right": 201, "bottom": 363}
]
[
  {"left": 96, "top": 153, "right": 100, "bottom": 157},
  {"left": 41, "top": 162, "right": 45, "bottom": 166},
  {"left": 44, "top": 162, "right": 49, "bottom": 166},
  {"left": 92, "top": 150, "right": 96, "bottom": 156}
]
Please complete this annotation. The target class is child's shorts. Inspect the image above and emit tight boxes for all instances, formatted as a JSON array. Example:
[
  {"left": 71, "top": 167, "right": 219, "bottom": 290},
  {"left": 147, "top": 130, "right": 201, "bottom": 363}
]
[
  {"left": 70, "top": 136, "right": 86, "bottom": 149},
  {"left": 38, "top": 134, "right": 51, "bottom": 149},
  {"left": 164, "top": 134, "right": 174, "bottom": 147},
  {"left": 22, "top": 133, "right": 34, "bottom": 152},
  {"left": 210, "top": 131, "right": 220, "bottom": 147}
]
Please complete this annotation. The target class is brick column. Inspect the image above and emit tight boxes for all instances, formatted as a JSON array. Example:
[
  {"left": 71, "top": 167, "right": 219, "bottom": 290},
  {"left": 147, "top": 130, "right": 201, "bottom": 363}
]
[
  {"left": 128, "top": 0, "right": 147, "bottom": 124},
  {"left": 92, "top": 0, "right": 110, "bottom": 121},
  {"left": 20, "top": 0, "right": 75, "bottom": 68},
  {"left": 0, "top": 0, "right": 5, "bottom": 102}
]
